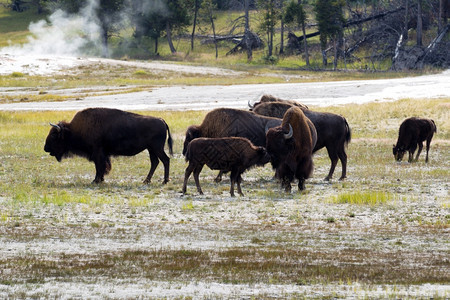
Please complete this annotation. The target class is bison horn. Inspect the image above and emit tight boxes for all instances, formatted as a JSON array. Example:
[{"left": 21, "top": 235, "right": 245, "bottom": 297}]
[
  {"left": 248, "top": 100, "right": 254, "bottom": 110},
  {"left": 50, "top": 122, "right": 61, "bottom": 132},
  {"left": 284, "top": 124, "right": 293, "bottom": 139}
]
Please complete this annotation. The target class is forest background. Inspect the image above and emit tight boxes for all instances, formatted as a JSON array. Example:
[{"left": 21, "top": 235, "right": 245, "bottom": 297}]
[{"left": 1, "top": 0, "right": 449, "bottom": 72}]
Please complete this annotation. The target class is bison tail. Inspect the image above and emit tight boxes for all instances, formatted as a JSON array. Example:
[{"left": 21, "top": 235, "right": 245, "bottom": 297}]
[
  {"left": 431, "top": 119, "right": 437, "bottom": 133},
  {"left": 344, "top": 118, "right": 352, "bottom": 145},
  {"left": 184, "top": 144, "right": 191, "bottom": 162},
  {"left": 165, "top": 122, "right": 174, "bottom": 156}
]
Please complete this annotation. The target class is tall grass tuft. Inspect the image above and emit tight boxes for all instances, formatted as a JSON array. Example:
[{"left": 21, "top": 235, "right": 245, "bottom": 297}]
[{"left": 332, "top": 190, "right": 397, "bottom": 206}]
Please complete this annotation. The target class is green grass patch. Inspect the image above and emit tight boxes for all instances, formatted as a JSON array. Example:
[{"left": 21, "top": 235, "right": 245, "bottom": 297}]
[{"left": 331, "top": 190, "right": 397, "bottom": 206}]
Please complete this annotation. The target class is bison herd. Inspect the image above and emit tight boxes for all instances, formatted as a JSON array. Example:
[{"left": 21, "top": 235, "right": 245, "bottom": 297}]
[{"left": 44, "top": 95, "right": 437, "bottom": 196}]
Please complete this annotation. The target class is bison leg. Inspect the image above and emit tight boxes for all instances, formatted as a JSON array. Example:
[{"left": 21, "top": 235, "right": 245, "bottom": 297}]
[
  {"left": 324, "top": 147, "right": 339, "bottom": 181},
  {"left": 425, "top": 137, "right": 433, "bottom": 163},
  {"left": 298, "top": 178, "right": 305, "bottom": 191},
  {"left": 338, "top": 147, "right": 348, "bottom": 180},
  {"left": 93, "top": 151, "right": 108, "bottom": 184},
  {"left": 325, "top": 158, "right": 338, "bottom": 181},
  {"left": 214, "top": 171, "right": 224, "bottom": 183},
  {"left": 193, "top": 165, "right": 204, "bottom": 195},
  {"left": 145, "top": 149, "right": 170, "bottom": 184},
  {"left": 182, "top": 162, "right": 195, "bottom": 194},
  {"left": 415, "top": 142, "right": 423, "bottom": 162},
  {"left": 157, "top": 150, "right": 171, "bottom": 184},
  {"left": 144, "top": 151, "right": 160, "bottom": 184},
  {"left": 236, "top": 174, "right": 244, "bottom": 196},
  {"left": 105, "top": 157, "right": 112, "bottom": 175},
  {"left": 282, "top": 178, "right": 292, "bottom": 193},
  {"left": 408, "top": 144, "right": 417, "bottom": 163},
  {"left": 229, "top": 170, "right": 243, "bottom": 197}
]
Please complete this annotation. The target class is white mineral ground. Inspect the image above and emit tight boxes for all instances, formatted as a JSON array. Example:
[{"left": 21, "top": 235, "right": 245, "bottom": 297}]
[
  {"left": 0, "top": 54, "right": 449, "bottom": 298},
  {"left": 0, "top": 53, "right": 449, "bottom": 111}
]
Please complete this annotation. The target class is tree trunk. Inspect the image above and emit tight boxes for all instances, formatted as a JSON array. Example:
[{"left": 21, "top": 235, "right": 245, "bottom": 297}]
[
  {"left": 210, "top": 14, "right": 218, "bottom": 59},
  {"left": 438, "top": 0, "right": 443, "bottom": 33},
  {"left": 155, "top": 37, "right": 159, "bottom": 54},
  {"left": 298, "top": 0, "right": 309, "bottom": 66},
  {"left": 416, "top": 0, "right": 423, "bottom": 46},
  {"left": 280, "top": 18, "right": 284, "bottom": 54},
  {"left": 101, "top": 25, "right": 109, "bottom": 58},
  {"left": 269, "top": 30, "right": 273, "bottom": 57},
  {"left": 403, "top": 0, "right": 410, "bottom": 40},
  {"left": 166, "top": 22, "right": 176, "bottom": 53},
  {"left": 320, "top": 34, "right": 327, "bottom": 66},
  {"left": 191, "top": 0, "right": 199, "bottom": 51},
  {"left": 333, "top": 37, "right": 338, "bottom": 70},
  {"left": 244, "top": 0, "right": 253, "bottom": 61}
]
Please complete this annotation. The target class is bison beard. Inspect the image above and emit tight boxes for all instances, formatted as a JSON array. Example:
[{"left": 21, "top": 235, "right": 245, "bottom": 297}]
[
  {"left": 182, "top": 137, "right": 271, "bottom": 196},
  {"left": 44, "top": 108, "right": 173, "bottom": 184},
  {"left": 266, "top": 107, "right": 316, "bottom": 193}
]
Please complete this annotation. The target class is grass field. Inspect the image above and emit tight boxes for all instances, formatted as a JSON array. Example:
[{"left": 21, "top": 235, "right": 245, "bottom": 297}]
[
  {"left": 0, "top": 2, "right": 449, "bottom": 297},
  {"left": 0, "top": 98, "right": 449, "bottom": 298}
]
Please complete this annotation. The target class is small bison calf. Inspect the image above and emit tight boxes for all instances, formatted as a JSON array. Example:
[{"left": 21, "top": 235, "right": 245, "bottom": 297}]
[
  {"left": 182, "top": 137, "right": 271, "bottom": 196},
  {"left": 393, "top": 117, "right": 437, "bottom": 163}
]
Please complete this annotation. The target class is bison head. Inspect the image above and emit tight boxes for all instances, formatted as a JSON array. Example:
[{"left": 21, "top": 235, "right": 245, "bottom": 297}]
[
  {"left": 182, "top": 125, "right": 201, "bottom": 156},
  {"left": 392, "top": 144, "right": 405, "bottom": 162},
  {"left": 44, "top": 122, "right": 70, "bottom": 162},
  {"left": 265, "top": 124, "right": 294, "bottom": 169},
  {"left": 255, "top": 146, "right": 271, "bottom": 166}
]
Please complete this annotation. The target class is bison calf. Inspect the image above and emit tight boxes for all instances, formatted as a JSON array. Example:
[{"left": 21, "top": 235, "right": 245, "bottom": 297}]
[
  {"left": 182, "top": 137, "right": 271, "bottom": 196},
  {"left": 44, "top": 108, "right": 173, "bottom": 184},
  {"left": 393, "top": 117, "right": 437, "bottom": 163}
]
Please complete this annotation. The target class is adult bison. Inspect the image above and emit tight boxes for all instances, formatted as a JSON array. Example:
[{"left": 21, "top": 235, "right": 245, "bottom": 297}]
[
  {"left": 266, "top": 107, "right": 317, "bottom": 192},
  {"left": 250, "top": 95, "right": 351, "bottom": 181},
  {"left": 393, "top": 117, "right": 437, "bottom": 163},
  {"left": 44, "top": 108, "right": 173, "bottom": 184},
  {"left": 182, "top": 137, "right": 271, "bottom": 196},
  {"left": 249, "top": 94, "right": 309, "bottom": 110},
  {"left": 182, "top": 108, "right": 281, "bottom": 181}
]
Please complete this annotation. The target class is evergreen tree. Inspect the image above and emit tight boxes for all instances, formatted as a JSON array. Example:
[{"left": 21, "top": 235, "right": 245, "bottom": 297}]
[
  {"left": 314, "top": 0, "right": 345, "bottom": 67},
  {"left": 258, "top": 0, "right": 281, "bottom": 57},
  {"left": 284, "top": 0, "right": 309, "bottom": 66}
]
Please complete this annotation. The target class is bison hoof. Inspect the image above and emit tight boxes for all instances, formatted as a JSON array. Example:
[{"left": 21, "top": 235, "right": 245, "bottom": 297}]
[
  {"left": 324, "top": 176, "right": 332, "bottom": 181},
  {"left": 338, "top": 176, "right": 346, "bottom": 181},
  {"left": 143, "top": 179, "right": 150, "bottom": 184},
  {"left": 92, "top": 179, "right": 103, "bottom": 184},
  {"left": 163, "top": 178, "right": 170, "bottom": 184}
]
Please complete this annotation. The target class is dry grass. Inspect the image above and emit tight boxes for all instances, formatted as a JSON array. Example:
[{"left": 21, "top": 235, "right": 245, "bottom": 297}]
[{"left": 0, "top": 98, "right": 449, "bottom": 298}]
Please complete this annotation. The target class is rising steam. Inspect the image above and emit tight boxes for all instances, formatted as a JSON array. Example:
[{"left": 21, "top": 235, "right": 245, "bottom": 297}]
[{"left": 2, "top": 0, "right": 103, "bottom": 57}]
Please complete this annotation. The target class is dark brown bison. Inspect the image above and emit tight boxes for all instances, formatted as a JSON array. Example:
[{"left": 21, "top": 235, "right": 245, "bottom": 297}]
[
  {"left": 393, "top": 117, "right": 437, "bottom": 163},
  {"left": 250, "top": 96, "right": 351, "bottom": 181},
  {"left": 266, "top": 107, "right": 317, "bottom": 192},
  {"left": 182, "top": 137, "right": 271, "bottom": 196},
  {"left": 182, "top": 108, "right": 281, "bottom": 181},
  {"left": 44, "top": 108, "right": 173, "bottom": 184}
]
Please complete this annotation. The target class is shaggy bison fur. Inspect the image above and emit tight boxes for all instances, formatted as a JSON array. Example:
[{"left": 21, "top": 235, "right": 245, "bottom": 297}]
[
  {"left": 182, "top": 137, "right": 271, "bottom": 196},
  {"left": 44, "top": 108, "right": 173, "bottom": 184},
  {"left": 266, "top": 107, "right": 317, "bottom": 192},
  {"left": 250, "top": 95, "right": 351, "bottom": 181}
]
